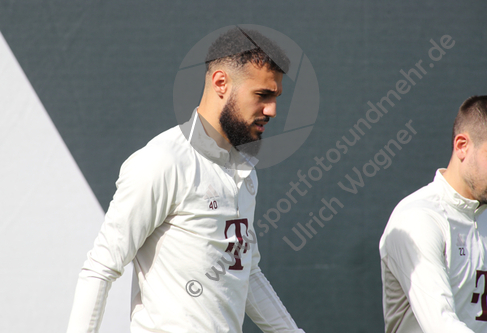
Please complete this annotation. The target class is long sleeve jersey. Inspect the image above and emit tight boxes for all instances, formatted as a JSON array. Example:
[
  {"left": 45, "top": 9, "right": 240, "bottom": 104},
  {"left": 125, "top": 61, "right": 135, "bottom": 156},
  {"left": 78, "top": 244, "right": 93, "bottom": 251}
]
[
  {"left": 380, "top": 169, "right": 487, "bottom": 333},
  {"left": 67, "top": 110, "right": 303, "bottom": 333}
]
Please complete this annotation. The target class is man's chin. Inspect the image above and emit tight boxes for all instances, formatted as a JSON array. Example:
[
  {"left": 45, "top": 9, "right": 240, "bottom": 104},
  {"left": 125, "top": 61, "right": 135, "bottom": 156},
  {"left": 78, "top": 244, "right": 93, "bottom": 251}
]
[
  {"left": 478, "top": 192, "right": 487, "bottom": 206},
  {"left": 250, "top": 128, "right": 264, "bottom": 141}
]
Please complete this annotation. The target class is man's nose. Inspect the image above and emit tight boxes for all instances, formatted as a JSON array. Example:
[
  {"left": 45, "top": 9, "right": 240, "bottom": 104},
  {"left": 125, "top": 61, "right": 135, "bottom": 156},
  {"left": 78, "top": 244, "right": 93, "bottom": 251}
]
[{"left": 263, "top": 101, "right": 277, "bottom": 118}]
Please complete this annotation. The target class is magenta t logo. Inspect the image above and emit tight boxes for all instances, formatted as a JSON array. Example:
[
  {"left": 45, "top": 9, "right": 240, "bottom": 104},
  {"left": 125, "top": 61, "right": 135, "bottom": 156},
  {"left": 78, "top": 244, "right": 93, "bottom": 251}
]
[
  {"left": 472, "top": 270, "right": 487, "bottom": 321},
  {"left": 224, "top": 219, "right": 250, "bottom": 270}
]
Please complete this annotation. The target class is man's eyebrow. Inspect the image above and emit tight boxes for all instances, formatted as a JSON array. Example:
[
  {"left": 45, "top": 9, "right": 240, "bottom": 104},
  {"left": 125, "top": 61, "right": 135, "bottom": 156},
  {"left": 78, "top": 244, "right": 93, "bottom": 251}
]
[{"left": 256, "top": 89, "right": 282, "bottom": 96}]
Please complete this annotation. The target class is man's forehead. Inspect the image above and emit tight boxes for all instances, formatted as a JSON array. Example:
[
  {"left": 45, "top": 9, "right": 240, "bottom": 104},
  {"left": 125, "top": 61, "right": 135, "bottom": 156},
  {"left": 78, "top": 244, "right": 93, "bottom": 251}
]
[
  {"left": 241, "top": 63, "right": 283, "bottom": 89},
  {"left": 243, "top": 62, "right": 281, "bottom": 75}
]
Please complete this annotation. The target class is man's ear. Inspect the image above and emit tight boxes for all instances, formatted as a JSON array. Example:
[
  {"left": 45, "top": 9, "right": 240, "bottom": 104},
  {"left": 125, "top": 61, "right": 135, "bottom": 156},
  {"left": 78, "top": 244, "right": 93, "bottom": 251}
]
[
  {"left": 453, "top": 133, "right": 470, "bottom": 161},
  {"left": 211, "top": 70, "right": 229, "bottom": 98}
]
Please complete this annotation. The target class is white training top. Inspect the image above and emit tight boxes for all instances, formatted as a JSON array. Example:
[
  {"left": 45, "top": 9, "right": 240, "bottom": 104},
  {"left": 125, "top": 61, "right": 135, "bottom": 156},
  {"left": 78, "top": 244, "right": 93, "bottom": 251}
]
[
  {"left": 380, "top": 169, "right": 487, "bottom": 333},
  {"left": 67, "top": 111, "right": 303, "bottom": 333}
]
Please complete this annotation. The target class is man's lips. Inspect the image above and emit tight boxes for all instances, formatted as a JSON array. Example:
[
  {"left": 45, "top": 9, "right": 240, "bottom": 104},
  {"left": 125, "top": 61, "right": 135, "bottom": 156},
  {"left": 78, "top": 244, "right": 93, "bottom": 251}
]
[
  {"left": 253, "top": 117, "right": 270, "bottom": 132},
  {"left": 254, "top": 122, "right": 267, "bottom": 132}
]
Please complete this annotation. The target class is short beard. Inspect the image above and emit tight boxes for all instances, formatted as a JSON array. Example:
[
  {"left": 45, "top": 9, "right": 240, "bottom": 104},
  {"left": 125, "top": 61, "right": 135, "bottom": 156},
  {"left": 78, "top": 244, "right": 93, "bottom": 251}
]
[
  {"left": 464, "top": 152, "right": 487, "bottom": 206},
  {"left": 467, "top": 179, "right": 487, "bottom": 206},
  {"left": 219, "top": 92, "right": 266, "bottom": 156}
]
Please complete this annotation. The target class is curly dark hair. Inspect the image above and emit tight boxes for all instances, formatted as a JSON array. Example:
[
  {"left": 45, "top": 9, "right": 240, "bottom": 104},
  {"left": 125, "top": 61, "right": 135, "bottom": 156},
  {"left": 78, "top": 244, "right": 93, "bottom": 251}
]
[
  {"left": 452, "top": 95, "right": 487, "bottom": 149},
  {"left": 205, "top": 26, "right": 290, "bottom": 75}
]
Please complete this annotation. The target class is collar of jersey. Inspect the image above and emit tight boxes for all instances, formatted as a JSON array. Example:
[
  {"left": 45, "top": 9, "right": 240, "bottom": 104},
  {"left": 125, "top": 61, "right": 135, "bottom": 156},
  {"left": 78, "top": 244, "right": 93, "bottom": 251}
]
[
  {"left": 186, "top": 109, "right": 256, "bottom": 178},
  {"left": 434, "top": 168, "right": 485, "bottom": 216}
]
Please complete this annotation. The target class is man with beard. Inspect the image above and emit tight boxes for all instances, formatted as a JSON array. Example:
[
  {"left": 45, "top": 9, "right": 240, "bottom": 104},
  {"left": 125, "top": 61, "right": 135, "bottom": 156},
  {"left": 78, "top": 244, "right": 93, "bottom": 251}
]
[
  {"left": 67, "top": 27, "right": 304, "bottom": 333},
  {"left": 379, "top": 95, "right": 487, "bottom": 333}
]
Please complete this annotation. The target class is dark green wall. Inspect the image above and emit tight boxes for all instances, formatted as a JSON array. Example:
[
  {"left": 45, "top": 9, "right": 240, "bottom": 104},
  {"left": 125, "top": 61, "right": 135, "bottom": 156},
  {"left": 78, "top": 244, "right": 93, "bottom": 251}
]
[{"left": 1, "top": 1, "right": 486, "bottom": 331}]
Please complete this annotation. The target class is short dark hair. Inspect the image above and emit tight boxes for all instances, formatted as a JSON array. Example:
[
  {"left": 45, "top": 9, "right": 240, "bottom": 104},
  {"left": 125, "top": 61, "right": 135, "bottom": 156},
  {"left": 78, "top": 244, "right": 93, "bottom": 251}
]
[
  {"left": 205, "top": 27, "right": 289, "bottom": 75},
  {"left": 452, "top": 95, "right": 487, "bottom": 149}
]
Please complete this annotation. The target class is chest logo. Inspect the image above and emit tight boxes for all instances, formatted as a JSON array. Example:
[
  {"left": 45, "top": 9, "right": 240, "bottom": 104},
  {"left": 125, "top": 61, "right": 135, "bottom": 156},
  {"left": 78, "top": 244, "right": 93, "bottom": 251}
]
[
  {"left": 224, "top": 219, "right": 250, "bottom": 271},
  {"left": 205, "top": 219, "right": 257, "bottom": 281},
  {"left": 456, "top": 233, "right": 467, "bottom": 257},
  {"left": 203, "top": 184, "right": 219, "bottom": 210},
  {"left": 245, "top": 177, "right": 255, "bottom": 196}
]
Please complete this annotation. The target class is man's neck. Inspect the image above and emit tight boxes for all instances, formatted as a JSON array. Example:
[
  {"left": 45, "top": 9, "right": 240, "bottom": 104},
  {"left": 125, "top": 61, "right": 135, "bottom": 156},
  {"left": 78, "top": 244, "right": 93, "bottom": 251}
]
[
  {"left": 197, "top": 110, "right": 232, "bottom": 151},
  {"left": 442, "top": 167, "right": 475, "bottom": 200}
]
